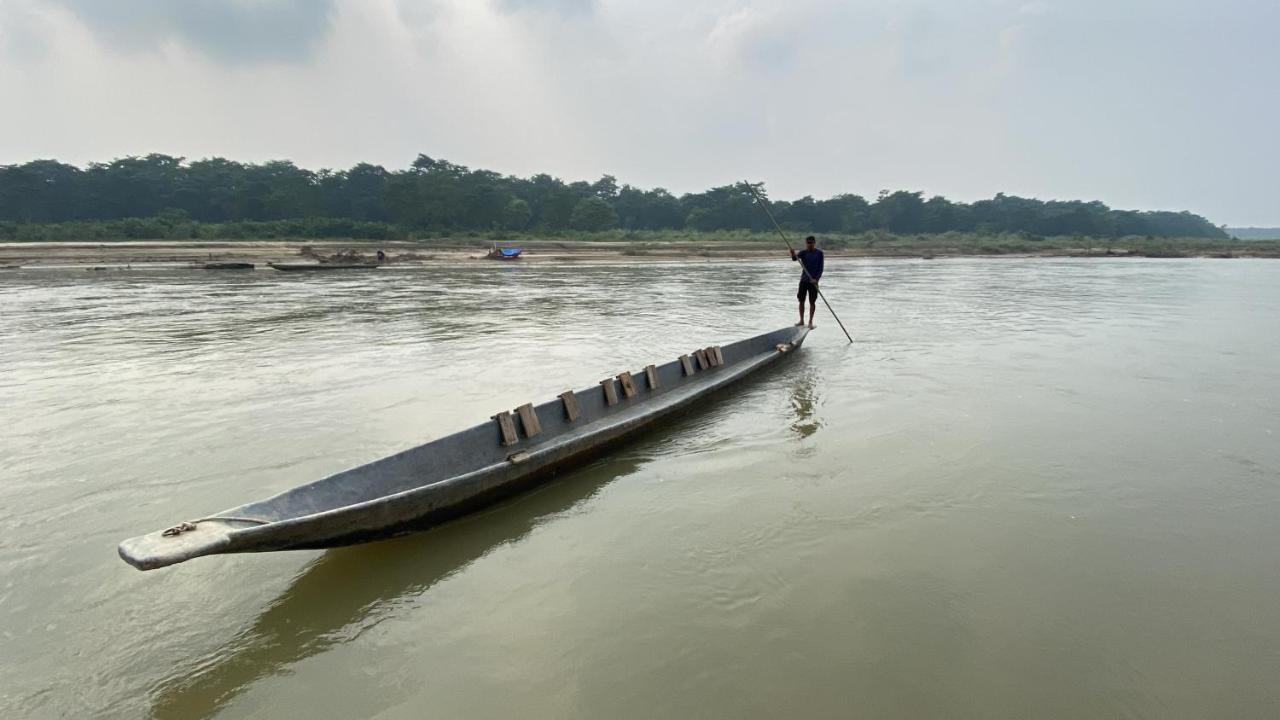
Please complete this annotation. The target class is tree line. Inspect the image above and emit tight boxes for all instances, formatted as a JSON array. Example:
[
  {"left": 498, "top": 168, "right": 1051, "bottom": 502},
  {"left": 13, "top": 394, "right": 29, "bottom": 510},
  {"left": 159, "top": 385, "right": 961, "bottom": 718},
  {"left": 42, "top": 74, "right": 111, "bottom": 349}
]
[{"left": 0, "top": 154, "right": 1226, "bottom": 239}]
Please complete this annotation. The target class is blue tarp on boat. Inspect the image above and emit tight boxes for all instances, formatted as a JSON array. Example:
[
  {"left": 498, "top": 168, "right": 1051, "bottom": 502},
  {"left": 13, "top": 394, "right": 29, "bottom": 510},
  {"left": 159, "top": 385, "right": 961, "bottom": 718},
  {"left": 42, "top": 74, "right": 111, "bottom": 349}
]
[{"left": 498, "top": 247, "right": 522, "bottom": 257}]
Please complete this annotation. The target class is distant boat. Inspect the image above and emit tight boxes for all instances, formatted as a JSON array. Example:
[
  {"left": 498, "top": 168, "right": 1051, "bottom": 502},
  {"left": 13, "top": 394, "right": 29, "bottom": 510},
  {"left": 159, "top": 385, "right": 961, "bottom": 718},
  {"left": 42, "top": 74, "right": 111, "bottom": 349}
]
[
  {"left": 201, "top": 262, "right": 255, "bottom": 270},
  {"left": 268, "top": 262, "right": 379, "bottom": 271},
  {"left": 118, "top": 325, "right": 810, "bottom": 570},
  {"left": 486, "top": 246, "right": 523, "bottom": 260}
]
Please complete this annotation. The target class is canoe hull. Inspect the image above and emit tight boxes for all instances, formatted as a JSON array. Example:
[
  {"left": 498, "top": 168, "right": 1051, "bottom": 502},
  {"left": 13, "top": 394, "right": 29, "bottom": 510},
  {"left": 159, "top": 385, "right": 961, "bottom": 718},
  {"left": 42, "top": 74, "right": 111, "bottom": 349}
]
[
  {"left": 268, "top": 262, "right": 379, "bottom": 271},
  {"left": 119, "top": 326, "right": 809, "bottom": 569},
  {"left": 201, "top": 262, "right": 256, "bottom": 270}
]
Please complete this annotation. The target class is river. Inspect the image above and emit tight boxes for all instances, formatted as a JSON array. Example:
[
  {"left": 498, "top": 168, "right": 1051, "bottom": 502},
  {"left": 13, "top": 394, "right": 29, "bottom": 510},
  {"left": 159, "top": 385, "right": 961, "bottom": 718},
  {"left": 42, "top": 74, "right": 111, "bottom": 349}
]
[{"left": 2, "top": 258, "right": 1278, "bottom": 718}]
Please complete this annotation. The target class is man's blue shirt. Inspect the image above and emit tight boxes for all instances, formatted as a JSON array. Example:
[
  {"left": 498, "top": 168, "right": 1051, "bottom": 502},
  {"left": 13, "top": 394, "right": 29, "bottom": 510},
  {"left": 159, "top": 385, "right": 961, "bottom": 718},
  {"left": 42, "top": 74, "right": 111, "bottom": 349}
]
[{"left": 795, "top": 248, "right": 824, "bottom": 282}]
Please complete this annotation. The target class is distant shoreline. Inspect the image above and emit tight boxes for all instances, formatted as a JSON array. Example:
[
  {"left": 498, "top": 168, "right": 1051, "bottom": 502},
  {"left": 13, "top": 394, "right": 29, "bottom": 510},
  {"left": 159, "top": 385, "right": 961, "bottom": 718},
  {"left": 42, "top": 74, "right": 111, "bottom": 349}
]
[{"left": 0, "top": 237, "right": 1274, "bottom": 270}]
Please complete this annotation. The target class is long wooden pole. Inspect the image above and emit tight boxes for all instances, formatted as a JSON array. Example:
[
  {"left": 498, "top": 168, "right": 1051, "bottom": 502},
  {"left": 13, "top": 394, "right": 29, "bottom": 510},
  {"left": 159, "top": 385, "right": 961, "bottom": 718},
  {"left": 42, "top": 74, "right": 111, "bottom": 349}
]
[{"left": 744, "top": 182, "right": 854, "bottom": 343}]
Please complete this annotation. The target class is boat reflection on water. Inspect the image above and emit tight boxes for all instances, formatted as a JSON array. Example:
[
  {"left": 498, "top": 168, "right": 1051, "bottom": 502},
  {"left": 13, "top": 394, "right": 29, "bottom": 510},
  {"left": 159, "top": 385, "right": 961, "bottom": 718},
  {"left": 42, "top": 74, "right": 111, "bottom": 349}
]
[{"left": 147, "top": 454, "right": 642, "bottom": 720}]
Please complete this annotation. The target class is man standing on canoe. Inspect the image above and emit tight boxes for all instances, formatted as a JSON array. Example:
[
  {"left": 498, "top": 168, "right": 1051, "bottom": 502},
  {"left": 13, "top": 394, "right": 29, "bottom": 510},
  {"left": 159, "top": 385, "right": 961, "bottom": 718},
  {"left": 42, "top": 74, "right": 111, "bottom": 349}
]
[{"left": 791, "top": 235, "right": 824, "bottom": 329}]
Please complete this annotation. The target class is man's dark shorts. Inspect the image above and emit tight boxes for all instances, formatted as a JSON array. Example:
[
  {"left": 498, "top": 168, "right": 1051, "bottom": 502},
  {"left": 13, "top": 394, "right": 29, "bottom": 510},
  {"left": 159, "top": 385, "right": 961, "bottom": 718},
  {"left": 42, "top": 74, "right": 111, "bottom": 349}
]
[{"left": 797, "top": 279, "right": 818, "bottom": 303}]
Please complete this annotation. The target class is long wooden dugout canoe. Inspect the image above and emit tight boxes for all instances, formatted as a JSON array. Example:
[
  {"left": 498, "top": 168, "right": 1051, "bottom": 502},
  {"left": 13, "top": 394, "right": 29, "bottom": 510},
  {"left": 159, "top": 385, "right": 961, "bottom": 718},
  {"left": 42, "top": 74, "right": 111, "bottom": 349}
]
[
  {"left": 267, "top": 262, "right": 380, "bottom": 271},
  {"left": 119, "top": 325, "right": 810, "bottom": 570}
]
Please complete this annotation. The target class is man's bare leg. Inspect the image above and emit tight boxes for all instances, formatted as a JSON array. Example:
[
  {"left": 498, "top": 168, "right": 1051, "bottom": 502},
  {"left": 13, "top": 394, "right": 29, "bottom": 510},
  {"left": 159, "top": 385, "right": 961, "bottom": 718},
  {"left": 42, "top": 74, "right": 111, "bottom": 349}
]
[
  {"left": 797, "top": 301, "right": 805, "bottom": 326},
  {"left": 808, "top": 302, "right": 817, "bottom": 329}
]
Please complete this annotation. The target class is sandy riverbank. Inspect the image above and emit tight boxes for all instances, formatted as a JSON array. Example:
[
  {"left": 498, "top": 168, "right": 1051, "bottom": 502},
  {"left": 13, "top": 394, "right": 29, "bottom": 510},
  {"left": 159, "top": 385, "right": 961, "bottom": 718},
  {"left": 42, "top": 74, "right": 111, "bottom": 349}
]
[
  {"left": 0, "top": 238, "right": 1234, "bottom": 270},
  {"left": 0, "top": 239, "right": 902, "bottom": 269}
]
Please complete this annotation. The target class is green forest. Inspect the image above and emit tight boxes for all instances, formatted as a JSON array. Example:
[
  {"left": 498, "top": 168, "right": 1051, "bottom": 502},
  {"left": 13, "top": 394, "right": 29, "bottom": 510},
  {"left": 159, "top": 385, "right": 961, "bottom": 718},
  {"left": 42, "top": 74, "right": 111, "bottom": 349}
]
[{"left": 0, "top": 154, "right": 1227, "bottom": 242}]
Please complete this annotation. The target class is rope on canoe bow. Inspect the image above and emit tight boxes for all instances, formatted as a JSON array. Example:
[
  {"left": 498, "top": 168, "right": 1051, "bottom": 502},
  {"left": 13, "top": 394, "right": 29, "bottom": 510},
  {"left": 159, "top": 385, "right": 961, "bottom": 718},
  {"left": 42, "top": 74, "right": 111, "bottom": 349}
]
[{"left": 161, "top": 516, "right": 269, "bottom": 537}]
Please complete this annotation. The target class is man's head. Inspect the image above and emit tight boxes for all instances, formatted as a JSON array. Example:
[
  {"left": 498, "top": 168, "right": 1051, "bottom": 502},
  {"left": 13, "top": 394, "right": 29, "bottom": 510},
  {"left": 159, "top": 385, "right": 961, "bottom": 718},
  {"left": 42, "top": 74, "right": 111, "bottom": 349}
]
[{"left": 805, "top": 235, "right": 816, "bottom": 249}]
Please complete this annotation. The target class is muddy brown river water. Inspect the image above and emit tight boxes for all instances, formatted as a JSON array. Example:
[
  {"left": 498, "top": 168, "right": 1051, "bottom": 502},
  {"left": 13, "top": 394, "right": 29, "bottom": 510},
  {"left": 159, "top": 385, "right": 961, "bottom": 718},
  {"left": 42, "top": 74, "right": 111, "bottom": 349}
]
[{"left": 2, "top": 258, "right": 1278, "bottom": 718}]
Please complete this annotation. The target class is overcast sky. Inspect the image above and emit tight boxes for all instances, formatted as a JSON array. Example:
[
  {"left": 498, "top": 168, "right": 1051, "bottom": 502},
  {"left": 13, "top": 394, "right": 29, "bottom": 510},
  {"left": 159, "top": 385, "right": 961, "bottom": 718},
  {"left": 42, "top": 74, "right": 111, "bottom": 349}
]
[{"left": 0, "top": 0, "right": 1275, "bottom": 224}]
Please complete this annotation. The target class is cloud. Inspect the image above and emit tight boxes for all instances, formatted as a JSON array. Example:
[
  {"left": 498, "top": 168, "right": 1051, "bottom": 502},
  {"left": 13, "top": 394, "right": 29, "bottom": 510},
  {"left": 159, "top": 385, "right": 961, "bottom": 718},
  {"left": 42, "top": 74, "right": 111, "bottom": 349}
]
[
  {"left": 45, "top": 0, "right": 337, "bottom": 63},
  {"left": 1018, "top": 1, "right": 1050, "bottom": 16},
  {"left": 394, "top": 0, "right": 448, "bottom": 27},
  {"left": 492, "top": 0, "right": 595, "bottom": 17},
  {"left": 705, "top": 5, "right": 801, "bottom": 72},
  {"left": 0, "top": 0, "right": 55, "bottom": 60}
]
